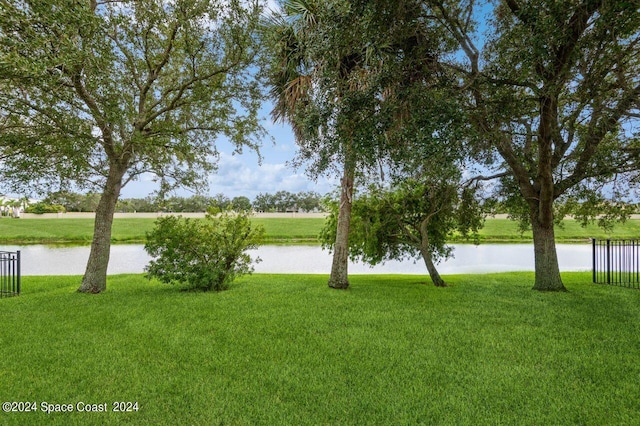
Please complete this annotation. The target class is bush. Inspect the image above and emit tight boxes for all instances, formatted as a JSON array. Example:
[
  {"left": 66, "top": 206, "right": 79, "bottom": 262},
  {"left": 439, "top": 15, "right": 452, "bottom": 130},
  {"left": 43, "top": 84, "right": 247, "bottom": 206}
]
[
  {"left": 25, "top": 203, "right": 66, "bottom": 214},
  {"left": 144, "top": 209, "right": 265, "bottom": 291}
]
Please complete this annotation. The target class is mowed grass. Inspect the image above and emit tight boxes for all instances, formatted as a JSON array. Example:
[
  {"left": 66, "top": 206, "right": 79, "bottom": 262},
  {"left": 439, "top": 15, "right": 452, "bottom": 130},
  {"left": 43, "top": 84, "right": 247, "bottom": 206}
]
[
  {"left": 474, "top": 218, "right": 640, "bottom": 242},
  {"left": 0, "top": 217, "right": 325, "bottom": 244},
  {"left": 0, "top": 273, "right": 639, "bottom": 425},
  {"left": 1, "top": 216, "right": 640, "bottom": 245}
]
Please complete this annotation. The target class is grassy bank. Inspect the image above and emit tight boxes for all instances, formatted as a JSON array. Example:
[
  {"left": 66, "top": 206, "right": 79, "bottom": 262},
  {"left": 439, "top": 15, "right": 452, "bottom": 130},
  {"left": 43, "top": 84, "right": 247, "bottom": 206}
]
[
  {"left": 0, "top": 217, "right": 639, "bottom": 244},
  {"left": 0, "top": 273, "right": 638, "bottom": 425},
  {"left": 0, "top": 217, "right": 326, "bottom": 244},
  {"left": 473, "top": 217, "right": 640, "bottom": 242}
]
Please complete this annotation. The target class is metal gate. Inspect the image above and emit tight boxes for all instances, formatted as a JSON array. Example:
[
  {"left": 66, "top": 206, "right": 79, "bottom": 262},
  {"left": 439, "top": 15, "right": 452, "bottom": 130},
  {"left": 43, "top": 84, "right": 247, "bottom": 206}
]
[
  {"left": 0, "top": 251, "right": 20, "bottom": 298},
  {"left": 592, "top": 239, "right": 640, "bottom": 288}
]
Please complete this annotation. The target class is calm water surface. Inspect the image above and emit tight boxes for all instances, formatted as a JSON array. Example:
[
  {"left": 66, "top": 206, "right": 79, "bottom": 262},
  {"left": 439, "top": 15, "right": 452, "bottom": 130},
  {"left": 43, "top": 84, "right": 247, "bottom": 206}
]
[{"left": 1, "top": 244, "right": 591, "bottom": 276}]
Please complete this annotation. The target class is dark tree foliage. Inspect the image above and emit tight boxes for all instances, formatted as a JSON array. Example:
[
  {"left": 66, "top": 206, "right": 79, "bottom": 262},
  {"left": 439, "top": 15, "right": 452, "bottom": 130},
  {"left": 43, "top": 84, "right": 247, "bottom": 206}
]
[
  {"left": 321, "top": 172, "right": 484, "bottom": 287},
  {"left": 428, "top": 0, "right": 640, "bottom": 291},
  {"left": 231, "top": 196, "right": 253, "bottom": 212},
  {"left": 264, "top": 0, "right": 454, "bottom": 289},
  {"left": 252, "top": 190, "right": 323, "bottom": 212}
]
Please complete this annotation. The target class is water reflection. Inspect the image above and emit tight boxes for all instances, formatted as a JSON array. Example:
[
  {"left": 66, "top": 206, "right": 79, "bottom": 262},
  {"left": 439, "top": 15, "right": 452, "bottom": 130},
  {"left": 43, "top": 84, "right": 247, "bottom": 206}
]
[{"left": 1, "top": 244, "right": 591, "bottom": 276}]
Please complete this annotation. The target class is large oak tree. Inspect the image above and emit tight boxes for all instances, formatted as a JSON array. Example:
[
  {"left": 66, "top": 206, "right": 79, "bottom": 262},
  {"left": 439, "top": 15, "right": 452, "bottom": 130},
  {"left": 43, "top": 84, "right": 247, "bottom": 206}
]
[
  {"left": 429, "top": 0, "right": 640, "bottom": 291},
  {"left": 0, "top": 0, "right": 264, "bottom": 293}
]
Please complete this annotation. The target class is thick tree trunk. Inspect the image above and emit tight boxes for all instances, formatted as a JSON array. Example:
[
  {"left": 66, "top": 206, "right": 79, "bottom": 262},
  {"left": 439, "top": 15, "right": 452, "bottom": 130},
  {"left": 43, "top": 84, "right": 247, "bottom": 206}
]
[
  {"left": 328, "top": 164, "right": 354, "bottom": 289},
  {"left": 420, "top": 247, "right": 445, "bottom": 287},
  {"left": 530, "top": 212, "right": 566, "bottom": 292},
  {"left": 77, "top": 168, "right": 124, "bottom": 293}
]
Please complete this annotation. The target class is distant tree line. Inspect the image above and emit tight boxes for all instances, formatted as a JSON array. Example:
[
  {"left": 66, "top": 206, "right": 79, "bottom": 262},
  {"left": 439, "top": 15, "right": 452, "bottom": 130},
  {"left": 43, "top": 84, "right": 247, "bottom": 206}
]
[
  {"left": 252, "top": 191, "right": 324, "bottom": 213},
  {"left": 40, "top": 190, "right": 326, "bottom": 214},
  {"left": 38, "top": 189, "right": 637, "bottom": 217}
]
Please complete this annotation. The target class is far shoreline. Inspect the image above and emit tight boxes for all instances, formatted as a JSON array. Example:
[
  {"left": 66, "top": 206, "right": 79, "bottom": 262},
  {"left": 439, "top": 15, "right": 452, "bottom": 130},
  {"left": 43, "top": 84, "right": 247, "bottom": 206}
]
[
  {"left": 17, "top": 211, "right": 329, "bottom": 219},
  {"left": 15, "top": 212, "right": 640, "bottom": 220}
]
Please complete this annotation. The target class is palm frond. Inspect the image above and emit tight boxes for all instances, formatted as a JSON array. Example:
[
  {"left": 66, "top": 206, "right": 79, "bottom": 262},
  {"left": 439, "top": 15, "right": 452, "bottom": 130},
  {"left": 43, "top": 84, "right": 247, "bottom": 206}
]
[{"left": 283, "top": 0, "right": 318, "bottom": 27}]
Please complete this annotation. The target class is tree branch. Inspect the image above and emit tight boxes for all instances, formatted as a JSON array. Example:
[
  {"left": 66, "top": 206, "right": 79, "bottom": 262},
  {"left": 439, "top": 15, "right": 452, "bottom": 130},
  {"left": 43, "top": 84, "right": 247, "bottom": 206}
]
[
  {"left": 71, "top": 72, "right": 116, "bottom": 159},
  {"left": 555, "top": 81, "right": 640, "bottom": 196},
  {"left": 142, "top": 60, "right": 242, "bottom": 128},
  {"left": 138, "top": 21, "right": 181, "bottom": 127},
  {"left": 463, "top": 171, "right": 510, "bottom": 187}
]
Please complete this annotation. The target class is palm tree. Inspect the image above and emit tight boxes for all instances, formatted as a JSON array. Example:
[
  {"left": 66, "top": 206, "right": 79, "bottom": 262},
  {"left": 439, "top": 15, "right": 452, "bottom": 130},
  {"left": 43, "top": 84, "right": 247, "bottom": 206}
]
[
  {"left": 264, "top": 0, "right": 362, "bottom": 289},
  {"left": 0, "top": 197, "right": 9, "bottom": 217},
  {"left": 265, "top": 0, "right": 452, "bottom": 289}
]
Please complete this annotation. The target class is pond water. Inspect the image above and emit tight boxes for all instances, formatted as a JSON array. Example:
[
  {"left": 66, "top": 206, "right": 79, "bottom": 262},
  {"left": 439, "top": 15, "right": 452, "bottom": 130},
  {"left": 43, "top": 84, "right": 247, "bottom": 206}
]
[{"left": 1, "top": 244, "right": 592, "bottom": 276}]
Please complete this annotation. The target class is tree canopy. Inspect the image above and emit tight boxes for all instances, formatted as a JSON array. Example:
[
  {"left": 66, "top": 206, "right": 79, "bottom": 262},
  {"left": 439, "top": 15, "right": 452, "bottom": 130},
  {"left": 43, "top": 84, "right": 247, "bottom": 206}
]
[
  {"left": 264, "top": 0, "right": 458, "bottom": 288},
  {"left": 427, "top": 0, "right": 640, "bottom": 290},
  {"left": 0, "top": 0, "right": 265, "bottom": 292}
]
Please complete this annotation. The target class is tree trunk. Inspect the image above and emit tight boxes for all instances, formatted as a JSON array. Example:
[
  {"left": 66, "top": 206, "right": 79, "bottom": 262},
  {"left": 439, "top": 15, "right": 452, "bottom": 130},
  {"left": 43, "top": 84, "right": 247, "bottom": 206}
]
[
  {"left": 77, "top": 167, "right": 124, "bottom": 293},
  {"left": 417, "top": 219, "right": 445, "bottom": 287},
  {"left": 530, "top": 211, "right": 566, "bottom": 292},
  {"left": 420, "top": 247, "right": 446, "bottom": 287},
  {"left": 328, "top": 164, "right": 354, "bottom": 289}
]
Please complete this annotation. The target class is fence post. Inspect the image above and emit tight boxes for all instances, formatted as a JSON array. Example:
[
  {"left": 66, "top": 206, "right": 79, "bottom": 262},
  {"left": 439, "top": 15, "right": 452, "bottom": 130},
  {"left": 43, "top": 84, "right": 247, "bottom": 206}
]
[
  {"left": 592, "top": 239, "right": 596, "bottom": 283},
  {"left": 16, "top": 250, "right": 20, "bottom": 296},
  {"left": 606, "top": 239, "right": 611, "bottom": 284},
  {"left": 0, "top": 251, "right": 21, "bottom": 298}
]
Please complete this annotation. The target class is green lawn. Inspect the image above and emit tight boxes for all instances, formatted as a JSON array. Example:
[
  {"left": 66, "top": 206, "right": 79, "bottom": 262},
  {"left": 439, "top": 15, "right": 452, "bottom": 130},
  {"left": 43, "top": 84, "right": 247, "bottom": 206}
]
[
  {"left": 473, "top": 217, "right": 640, "bottom": 242},
  {"left": 0, "top": 217, "right": 326, "bottom": 244},
  {"left": 0, "top": 273, "right": 639, "bottom": 425},
  {"left": 0, "top": 216, "right": 639, "bottom": 245}
]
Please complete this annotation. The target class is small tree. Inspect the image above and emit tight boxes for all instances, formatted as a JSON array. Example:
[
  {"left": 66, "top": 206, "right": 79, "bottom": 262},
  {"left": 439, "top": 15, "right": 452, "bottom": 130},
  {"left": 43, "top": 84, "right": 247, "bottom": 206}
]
[
  {"left": 231, "top": 196, "right": 252, "bottom": 212},
  {"left": 144, "top": 209, "right": 264, "bottom": 291},
  {"left": 252, "top": 192, "right": 276, "bottom": 212},
  {"left": 321, "top": 177, "right": 484, "bottom": 287},
  {"left": 296, "top": 191, "right": 322, "bottom": 212}
]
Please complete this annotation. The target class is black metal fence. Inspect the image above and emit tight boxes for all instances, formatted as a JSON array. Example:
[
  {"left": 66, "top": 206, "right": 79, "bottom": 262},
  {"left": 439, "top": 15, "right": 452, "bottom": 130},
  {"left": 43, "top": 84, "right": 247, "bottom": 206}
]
[
  {"left": 592, "top": 239, "right": 640, "bottom": 288},
  {"left": 0, "top": 251, "right": 20, "bottom": 298}
]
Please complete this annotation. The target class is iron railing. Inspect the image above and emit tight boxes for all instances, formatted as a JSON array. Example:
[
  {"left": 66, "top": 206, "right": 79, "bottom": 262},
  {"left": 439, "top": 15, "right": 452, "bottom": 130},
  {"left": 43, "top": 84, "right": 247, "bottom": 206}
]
[
  {"left": 592, "top": 239, "right": 640, "bottom": 288},
  {"left": 0, "top": 251, "right": 20, "bottom": 298}
]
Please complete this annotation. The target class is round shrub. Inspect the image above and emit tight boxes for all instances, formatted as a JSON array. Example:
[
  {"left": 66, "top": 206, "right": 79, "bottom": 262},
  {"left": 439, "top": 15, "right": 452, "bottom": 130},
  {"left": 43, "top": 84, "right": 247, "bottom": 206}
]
[{"left": 144, "top": 209, "right": 264, "bottom": 291}]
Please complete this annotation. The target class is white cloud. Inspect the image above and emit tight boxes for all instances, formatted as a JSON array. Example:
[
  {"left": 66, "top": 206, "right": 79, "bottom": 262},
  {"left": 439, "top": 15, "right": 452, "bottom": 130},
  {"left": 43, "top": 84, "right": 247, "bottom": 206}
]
[{"left": 207, "top": 152, "right": 337, "bottom": 199}]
